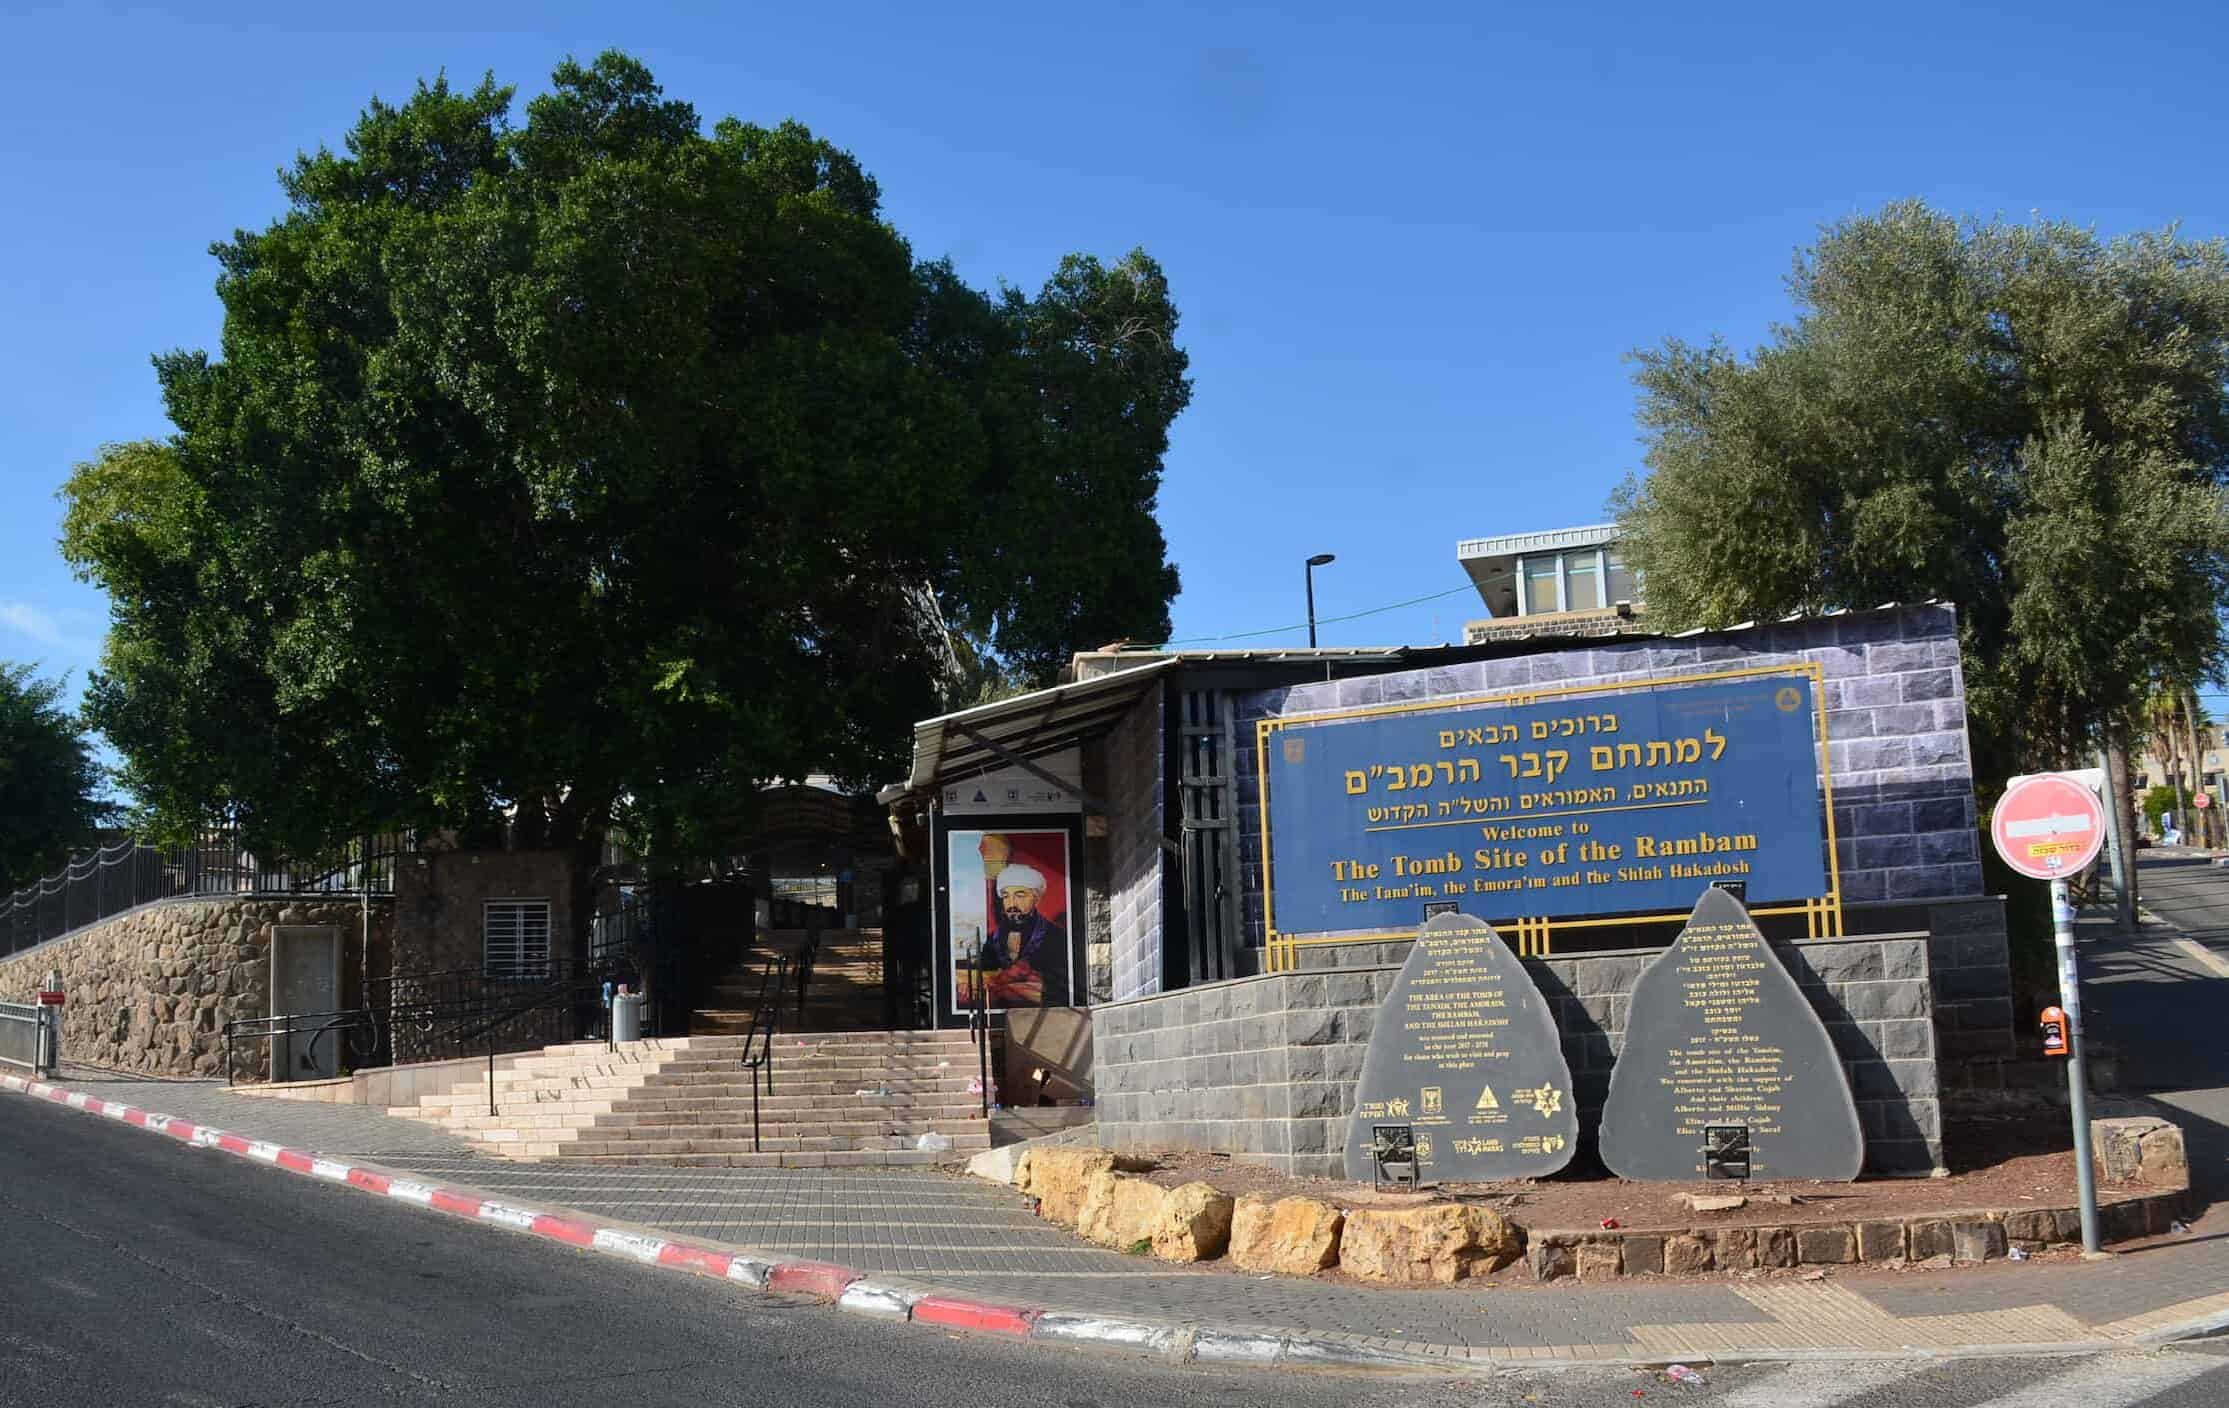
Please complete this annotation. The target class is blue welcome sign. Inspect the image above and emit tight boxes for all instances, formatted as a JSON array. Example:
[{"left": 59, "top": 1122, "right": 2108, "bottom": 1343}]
[{"left": 1260, "top": 671, "right": 1834, "bottom": 943}]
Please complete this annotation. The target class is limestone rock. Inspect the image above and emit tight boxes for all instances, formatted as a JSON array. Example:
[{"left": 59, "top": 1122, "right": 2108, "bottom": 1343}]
[
  {"left": 1075, "top": 1171, "right": 1149, "bottom": 1247},
  {"left": 1575, "top": 1241, "right": 1622, "bottom": 1281},
  {"left": 1664, "top": 1234, "right": 1713, "bottom": 1275},
  {"left": 1338, "top": 1203, "right": 1520, "bottom": 1284},
  {"left": 1016, "top": 1147, "right": 1116, "bottom": 1226},
  {"left": 965, "top": 1144, "right": 1024, "bottom": 1186},
  {"left": 2090, "top": 1115, "right": 2189, "bottom": 1188},
  {"left": 1229, "top": 1194, "right": 1343, "bottom": 1275},
  {"left": 1151, "top": 1182, "right": 1233, "bottom": 1262}
]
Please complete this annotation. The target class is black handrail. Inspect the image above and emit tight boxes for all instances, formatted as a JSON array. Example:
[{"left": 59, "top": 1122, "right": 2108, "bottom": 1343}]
[
  {"left": 793, "top": 924, "right": 823, "bottom": 1019},
  {"left": 224, "top": 1008, "right": 382, "bottom": 1086},
  {"left": 740, "top": 954, "right": 788, "bottom": 1153},
  {"left": 968, "top": 948, "right": 990, "bottom": 1118}
]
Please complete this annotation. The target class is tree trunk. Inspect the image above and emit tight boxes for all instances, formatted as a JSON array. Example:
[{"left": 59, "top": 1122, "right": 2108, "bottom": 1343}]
[
  {"left": 2182, "top": 686, "right": 2214, "bottom": 848},
  {"left": 2105, "top": 737, "right": 2140, "bottom": 926}
]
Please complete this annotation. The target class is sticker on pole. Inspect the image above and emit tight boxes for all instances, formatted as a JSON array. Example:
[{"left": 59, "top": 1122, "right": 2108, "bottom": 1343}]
[{"left": 1991, "top": 773, "right": 2106, "bottom": 880}]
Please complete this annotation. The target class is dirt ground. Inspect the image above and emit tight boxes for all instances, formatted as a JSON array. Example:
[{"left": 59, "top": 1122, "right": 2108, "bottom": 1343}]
[{"left": 1130, "top": 1104, "right": 2159, "bottom": 1235}]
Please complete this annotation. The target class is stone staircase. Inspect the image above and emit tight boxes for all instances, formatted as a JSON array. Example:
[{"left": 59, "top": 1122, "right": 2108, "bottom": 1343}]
[
  {"left": 692, "top": 928, "right": 889, "bottom": 1036},
  {"left": 391, "top": 1028, "right": 990, "bottom": 1167}
]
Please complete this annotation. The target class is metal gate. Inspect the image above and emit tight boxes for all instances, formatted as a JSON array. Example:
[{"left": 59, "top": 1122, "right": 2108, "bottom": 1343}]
[
  {"left": 1178, "top": 689, "right": 1244, "bottom": 984},
  {"left": 0, "top": 1001, "right": 58, "bottom": 1076}
]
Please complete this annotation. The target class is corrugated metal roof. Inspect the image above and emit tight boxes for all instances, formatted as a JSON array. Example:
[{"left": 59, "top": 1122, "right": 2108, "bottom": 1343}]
[{"left": 902, "top": 658, "right": 1177, "bottom": 794}]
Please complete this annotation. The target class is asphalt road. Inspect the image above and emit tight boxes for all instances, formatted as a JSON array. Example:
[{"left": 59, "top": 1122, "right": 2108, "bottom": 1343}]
[{"left": 5, "top": 1091, "right": 2228, "bottom": 1407}]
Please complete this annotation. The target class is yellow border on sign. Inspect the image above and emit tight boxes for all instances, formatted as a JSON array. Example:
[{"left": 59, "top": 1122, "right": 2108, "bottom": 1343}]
[{"left": 1255, "top": 662, "right": 1842, "bottom": 973}]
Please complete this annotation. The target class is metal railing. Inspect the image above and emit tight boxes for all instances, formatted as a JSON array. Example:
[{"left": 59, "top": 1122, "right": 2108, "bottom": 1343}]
[
  {"left": 967, "top": 950, "right": 991, "bottom": 1119},
  {"left": 740, "top": 955, "right": 789, "bottom": 1152},
  {"left": 4, "top": 831, "right": 412, "bottom": 956},
  {"left": 375, "top": 961, "right": 602, "bottom": 1069},
  {"left": 223, "top": 1008, "right": 382, "bottom": 1086},
  {"left": 0, "top": 1001, "right": 59, "bottom": 1077}
]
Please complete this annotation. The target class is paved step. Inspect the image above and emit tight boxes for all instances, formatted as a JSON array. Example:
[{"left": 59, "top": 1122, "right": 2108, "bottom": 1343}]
[
  {"left": 394, "top": 1014, "right": 992, "bottom": 1164},
  {"left": 542, "top": 1150, "right": 955, "bottom": 1168},
  {"left": 556, "top": 1132, "right": 992, "bottom": 1157}
]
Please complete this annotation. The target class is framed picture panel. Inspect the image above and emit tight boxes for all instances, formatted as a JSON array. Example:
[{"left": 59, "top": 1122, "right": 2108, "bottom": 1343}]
[{"left": 932, "top": 811, "right": 1086, "bottom": 1022}]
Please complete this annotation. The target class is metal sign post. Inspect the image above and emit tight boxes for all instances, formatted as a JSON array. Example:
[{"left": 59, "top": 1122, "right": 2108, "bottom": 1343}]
[
  {"left": 2049, "top": 876, "right": 2102, "bottom": 1254},
  {"left": 1992, "top": 772, "right": 2108, "bottom": 1255}
]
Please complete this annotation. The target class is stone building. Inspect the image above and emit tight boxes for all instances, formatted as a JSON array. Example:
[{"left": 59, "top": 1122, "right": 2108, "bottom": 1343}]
[{"left": 889, "top": 600, "right": 2012, "bottom": 1180}]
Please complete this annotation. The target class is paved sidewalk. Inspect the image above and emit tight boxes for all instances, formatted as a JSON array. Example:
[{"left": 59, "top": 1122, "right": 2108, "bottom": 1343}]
[{"left": 20, "top": 1047, "right": 2229, "bottom": 1367}]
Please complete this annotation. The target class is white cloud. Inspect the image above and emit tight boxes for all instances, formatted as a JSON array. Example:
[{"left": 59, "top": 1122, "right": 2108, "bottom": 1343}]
[{"left": 0, "top": 601, "right": 99, "bottom": 658}]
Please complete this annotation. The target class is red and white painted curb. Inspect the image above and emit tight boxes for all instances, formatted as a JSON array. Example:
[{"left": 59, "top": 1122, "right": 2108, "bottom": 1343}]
[{"left": 0, "top": 1072, "right": 1100, "bottom": 1347}]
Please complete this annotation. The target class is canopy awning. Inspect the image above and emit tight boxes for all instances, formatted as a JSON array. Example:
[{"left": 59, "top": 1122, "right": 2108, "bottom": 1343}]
[{"left": 891, "top": 658, "right": 1176, "bottom": 803}]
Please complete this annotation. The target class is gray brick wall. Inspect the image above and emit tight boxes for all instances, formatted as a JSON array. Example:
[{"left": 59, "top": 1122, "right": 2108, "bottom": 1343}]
[
  {"left": 1093, "top": 934, "right": 1945, "bottom": 1179},
  {"left": 1105, "top": 691, "right": 1166, "bottom": 1001}
]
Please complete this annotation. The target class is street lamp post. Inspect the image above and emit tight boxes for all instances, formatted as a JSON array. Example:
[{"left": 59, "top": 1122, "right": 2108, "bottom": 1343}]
[{"left": 1305, "top": 553, "right": 1336, "bottom": 647}]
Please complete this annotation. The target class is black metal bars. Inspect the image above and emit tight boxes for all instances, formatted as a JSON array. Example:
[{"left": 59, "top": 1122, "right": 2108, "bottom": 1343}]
[{"left": 5, "top": 831, "right": 411, "bottom": 956}]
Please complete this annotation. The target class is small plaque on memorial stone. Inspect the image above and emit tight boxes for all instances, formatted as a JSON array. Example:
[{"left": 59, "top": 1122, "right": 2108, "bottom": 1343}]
[
  {"left": 1342, "top": 913, "right": 1578, "bottom": 1182},
  {"left": 1598, "top": 888, "right": 1864, "bottom": 1182}
]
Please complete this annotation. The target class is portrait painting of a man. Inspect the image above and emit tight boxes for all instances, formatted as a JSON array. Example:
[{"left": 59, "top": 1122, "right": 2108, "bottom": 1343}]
[{"left": 949, "top": 828, "right": 1073, "bottom": 1012}]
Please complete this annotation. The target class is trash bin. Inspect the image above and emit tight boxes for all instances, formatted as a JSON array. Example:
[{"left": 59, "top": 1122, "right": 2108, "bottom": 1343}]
[{"left": 613, "top": 992, "right": 644, "bottom": 1043}]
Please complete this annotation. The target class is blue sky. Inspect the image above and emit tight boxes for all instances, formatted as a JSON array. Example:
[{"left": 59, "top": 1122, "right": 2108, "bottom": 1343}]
[{"left": 6, "top": 0, "right": 2228, "bottom": 692}]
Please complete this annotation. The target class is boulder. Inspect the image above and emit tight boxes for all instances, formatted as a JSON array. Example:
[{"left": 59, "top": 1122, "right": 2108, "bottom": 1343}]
[
  {"left": 1152, "top": 1182, "right": 1234, "bottom": 1262},
  {"left": 1337, "top": 1203, "right": 1520, "bottom": 1284},
  {"left": 1229, "top": 1194, "right": 1343, "bottom": 1275},
  {"left": 1076, "top": 1171, "right": 1152, "bottom": 1247},
  {"left": 1015, "top": 1147, "right": 1116, "bottom": 1226},
  {"left": 2091, "top": 1115, "right": 2188, "bottom": 1188}
]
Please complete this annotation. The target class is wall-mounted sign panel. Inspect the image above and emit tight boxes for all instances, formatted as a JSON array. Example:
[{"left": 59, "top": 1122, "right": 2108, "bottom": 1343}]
[
  {"left": 1260, "top": 670, "right": 1834, "bottom": 943},
  {"left": 941, "top": 749, "right": 1084, "bottom": 816}
]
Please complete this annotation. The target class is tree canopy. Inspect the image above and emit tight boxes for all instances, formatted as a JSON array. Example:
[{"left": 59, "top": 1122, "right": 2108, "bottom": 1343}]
[
  {"left": 1615, "top": 202, "right": 2229, "bottom": 778},
  {"left": 0, "top": 663, "right": 108, "bottom": 894},
  {"left": 62, "top": 53, "right": 1190, "bottom": 871}
]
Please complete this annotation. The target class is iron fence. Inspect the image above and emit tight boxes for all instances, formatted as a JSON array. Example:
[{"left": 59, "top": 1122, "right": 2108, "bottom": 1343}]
[
  {"left": 3, "top": 831, "right": 412, "bottom": 957},
  {"left": 374, "top": 960, "right": 604, "bottom": 1067}
]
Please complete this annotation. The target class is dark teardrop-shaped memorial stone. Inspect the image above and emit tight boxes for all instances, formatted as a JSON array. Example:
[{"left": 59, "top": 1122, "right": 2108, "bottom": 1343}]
[
  {"left": 1342, "top": 913, "right": 1578, "bottom": 1182},
  {"left": 1599, "top": 887, "right": 1864, "bottom": 1182}
]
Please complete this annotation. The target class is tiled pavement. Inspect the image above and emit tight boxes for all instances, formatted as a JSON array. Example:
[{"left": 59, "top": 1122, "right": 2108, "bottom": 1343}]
[{"left": 36, "top": 1058, "right": 2229, "bottom": 1359}]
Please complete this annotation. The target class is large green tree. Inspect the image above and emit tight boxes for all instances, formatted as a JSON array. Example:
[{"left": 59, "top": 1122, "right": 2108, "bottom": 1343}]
[
  {"left": 0, "top": 663, "right": 108, "bottom": 895},
  {"left": 1615, "top": 203, "right": 2229, "bottom": 782},
  {"left": 62, "top": 53, "right": 1189, "bottom": 896}
]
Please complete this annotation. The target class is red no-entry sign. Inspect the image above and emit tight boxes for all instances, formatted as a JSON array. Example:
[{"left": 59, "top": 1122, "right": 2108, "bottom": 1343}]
[{"left": 1991, "top": 773, "right": 2107, "bottom": 880}]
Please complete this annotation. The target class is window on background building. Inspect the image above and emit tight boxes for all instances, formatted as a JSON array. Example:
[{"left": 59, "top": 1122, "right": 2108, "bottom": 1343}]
[
  {"left": 1566, "top": 553, "right": 1602, "bottom": 611},
  {"left": 1525, "top": 556, "right": 1561, "bottom": 614},
  {"left": 1605, "top": 548, "right": 1637, "bottom": 606},
  {"left": 484, "top": 899, "right": 552, "bottom": 978}
]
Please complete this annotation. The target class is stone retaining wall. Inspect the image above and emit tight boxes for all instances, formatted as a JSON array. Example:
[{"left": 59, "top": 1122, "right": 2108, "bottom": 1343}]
[
  {"left": 1526, "top": 1185, "right": 2190, "bottom": 1280},
  {"left": 1094, "top": 929, "right": 1946, "bottom": 1178},
  {"left": 0, "top": 897, "right": 393, "bottom": 1079}
]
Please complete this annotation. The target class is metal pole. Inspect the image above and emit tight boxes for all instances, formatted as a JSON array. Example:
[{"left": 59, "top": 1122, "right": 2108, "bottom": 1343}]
[
  {"left": 488, "top": 1025, "right": 497, "bottom": 1118},
  {"left": 2052, "top": 877, "right": 2102, "bottom": 1254},
  {"left": 1306, "top": 563, "right": 1319, "bottom": 648}
]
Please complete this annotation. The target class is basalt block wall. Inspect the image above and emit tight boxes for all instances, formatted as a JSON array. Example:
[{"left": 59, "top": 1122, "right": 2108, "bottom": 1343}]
[
  {"left": 1227, "top": 603, "right": 2013, "bottom": 1065},
  {"left": 1094, "top": 929, "right": 1945, "bottom": 1178},
  {"left": 0, "top": 897, "right": 394, "bottom": 1079}
]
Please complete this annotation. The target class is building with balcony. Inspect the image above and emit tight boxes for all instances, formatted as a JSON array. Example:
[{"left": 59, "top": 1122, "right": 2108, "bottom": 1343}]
[{"left": 1457, "top": 523, "right": 1643, "bottom": 644}]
